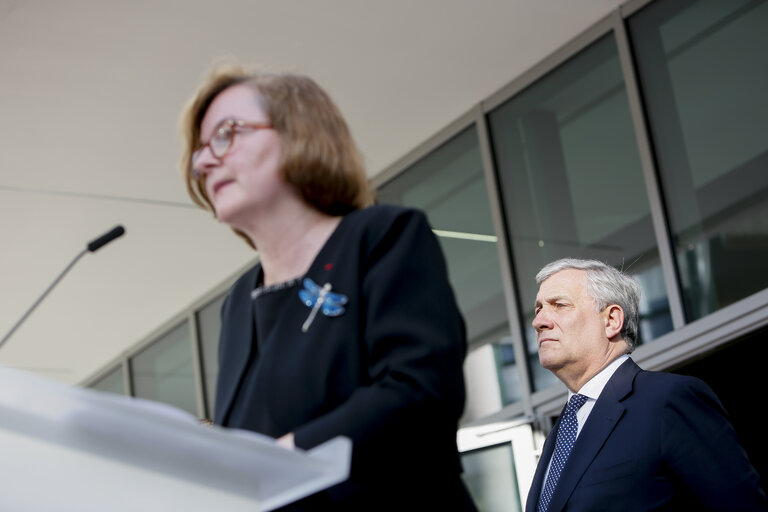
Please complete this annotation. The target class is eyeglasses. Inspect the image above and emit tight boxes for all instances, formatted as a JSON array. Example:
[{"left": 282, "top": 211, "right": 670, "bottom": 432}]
[{"left": 190, "top": 119, "right": 273, "bottom": 179}]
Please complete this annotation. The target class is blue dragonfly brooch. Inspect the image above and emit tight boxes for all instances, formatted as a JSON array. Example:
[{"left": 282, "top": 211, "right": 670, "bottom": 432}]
[{"left": 298, "top": 278, "right": 348, "bottom": 332}]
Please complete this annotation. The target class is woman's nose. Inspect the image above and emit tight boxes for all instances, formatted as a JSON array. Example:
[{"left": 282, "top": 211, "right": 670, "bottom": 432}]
[{"left": 191, "top": 147, "right": 219, "bottom": 178}]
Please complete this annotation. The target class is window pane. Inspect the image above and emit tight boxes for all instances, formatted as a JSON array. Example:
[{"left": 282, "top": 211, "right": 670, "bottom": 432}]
[
  {"left": 462, "top": 444, "right": 522, "bottom": 512},
  {"left": 488, "top": 34, "right": 673, "bottom": 391},
  {"left": 197, "top": 294, "right": 225, "bottom": 416},
  {"left": 131, "top": 321, "right": 198, "bottom": 416},
  {"left": 629, "top": 0, "right": 768, "bottom": 320},
  {"left": 89, "top": 365, "right": 125, "bottom": 395},
  {"left": 377, "top": 127, "right": 521, "bottom": 404}
]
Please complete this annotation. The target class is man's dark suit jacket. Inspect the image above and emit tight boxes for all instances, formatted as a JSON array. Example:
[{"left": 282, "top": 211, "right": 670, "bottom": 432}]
[{"left": 526, "top": 358, "right": 766, "bottom": 511}]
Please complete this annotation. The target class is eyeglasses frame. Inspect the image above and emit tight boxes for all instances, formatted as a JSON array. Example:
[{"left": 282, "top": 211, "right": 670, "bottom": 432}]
[{"left": 190, "top": 118, "right": 273, "bottom": 180}]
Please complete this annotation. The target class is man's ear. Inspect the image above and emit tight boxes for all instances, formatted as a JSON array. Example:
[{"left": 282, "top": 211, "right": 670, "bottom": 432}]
[{"left": 604, "top": 304, "right": 624, "bottom": 340}]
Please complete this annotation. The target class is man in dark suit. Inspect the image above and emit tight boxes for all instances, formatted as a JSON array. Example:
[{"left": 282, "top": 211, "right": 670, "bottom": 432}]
[{"left": 525, "top": 258, "right": 766, "bottom": 511}]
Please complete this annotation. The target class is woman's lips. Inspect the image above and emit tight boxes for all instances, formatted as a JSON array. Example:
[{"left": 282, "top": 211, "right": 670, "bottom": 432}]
[{"left": 211, "top": 179, "right": 233, "bottom": 195}]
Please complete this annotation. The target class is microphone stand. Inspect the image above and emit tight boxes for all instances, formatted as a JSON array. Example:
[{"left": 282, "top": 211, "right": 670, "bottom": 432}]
[
  {"left": 0, "top": 225, "right": 125, "bottom": 350},
  {"left": 0, "top": 248, "right": 88, "bottom": 349}
]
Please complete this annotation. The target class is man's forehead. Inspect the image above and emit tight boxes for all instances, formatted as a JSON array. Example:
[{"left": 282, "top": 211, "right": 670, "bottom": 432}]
[
  {"left": 541, "top": 268, "right": 586, "bottom": 285},
  {"left": 536, "top": 269, "right": 587, "bottom": 299}
]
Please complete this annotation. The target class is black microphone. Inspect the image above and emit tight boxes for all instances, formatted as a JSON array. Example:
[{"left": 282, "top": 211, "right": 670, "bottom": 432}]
[
  {"left": 0, "top": 225, "right": 126, "bottom": 349},
  {"left": 87, "top": 225, "right": 125, "bottom": 253}
]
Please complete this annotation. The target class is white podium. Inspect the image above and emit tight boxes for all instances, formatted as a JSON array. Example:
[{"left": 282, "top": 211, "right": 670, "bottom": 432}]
[{"left": 0, "top": 366, "right": 351, "bottom": 512}]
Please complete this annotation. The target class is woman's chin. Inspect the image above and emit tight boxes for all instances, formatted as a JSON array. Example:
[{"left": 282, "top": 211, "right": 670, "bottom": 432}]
[{"left": 213, "top": 204, "right": 239, "bottom": 225}]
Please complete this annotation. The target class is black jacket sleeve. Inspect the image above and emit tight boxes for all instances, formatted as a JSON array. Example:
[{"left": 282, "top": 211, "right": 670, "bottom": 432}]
[{"left": 292, "top": 207, "right": 467, "bottom": 468}]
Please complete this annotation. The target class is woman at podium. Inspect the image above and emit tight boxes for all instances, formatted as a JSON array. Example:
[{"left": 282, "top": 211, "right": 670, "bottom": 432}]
[{"left": 180, "top": 63, "right": 477, "bottom": 511}]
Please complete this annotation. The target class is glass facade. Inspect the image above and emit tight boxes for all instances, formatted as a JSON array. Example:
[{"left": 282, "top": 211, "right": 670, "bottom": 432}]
[
  {"left": 377, "top": 127, "right": 520, "bottom": 406},
  {"left": 196, "top": 294, "right": 225, "bottom": 415},
  {"left": 89, "top": 364, "right": 125, "bottom": 395},
  {"left": 462, "top": 444, "right": 522, "bottom": 512},
  {"left": 378, "top": 128, "right": 509, "bottom": 342},
  {"left": 130, "top": 321, "right": 198, "bottom": 416},
  {"left": 628, "top": 0, "right": 768, "bottom": 321},
  {"left": 488, "top": 33, "right": 673, "bottom": 391}
]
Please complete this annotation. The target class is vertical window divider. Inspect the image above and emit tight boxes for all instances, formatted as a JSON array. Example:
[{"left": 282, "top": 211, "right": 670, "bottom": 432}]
[
  {"left": 122, "top": 357, "right": 133, "bottom": 397},
  {"left": 613, "top": 9, "right": 686, "bottom": 329},
  {"left": 188, "top": 312, "right": 208, "bottom": 420},
  {"left": 474, "top": 104, "right": 534, "bottom": 419}
]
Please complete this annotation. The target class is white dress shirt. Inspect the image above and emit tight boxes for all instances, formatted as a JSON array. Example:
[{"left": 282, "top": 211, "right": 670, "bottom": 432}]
[
  {"left": 571, "top": 354, "right": 629, "bottom": 436},
  {"left": 539, "top": 354, "right": 630, "bottom": 489}
]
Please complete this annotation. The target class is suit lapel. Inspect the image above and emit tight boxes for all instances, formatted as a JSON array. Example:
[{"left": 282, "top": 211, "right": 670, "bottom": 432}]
[
  {"left": 544, "top": 359, "right": 640, "bottom": 511},
  {"left": 213, "top": 265, "right": 261, "bottom": 425}
]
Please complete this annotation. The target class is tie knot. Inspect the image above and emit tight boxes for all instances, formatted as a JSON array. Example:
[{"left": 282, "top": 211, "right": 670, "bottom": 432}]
[{"left": 568, "top": 393, "right": 588, "bottom": 411}]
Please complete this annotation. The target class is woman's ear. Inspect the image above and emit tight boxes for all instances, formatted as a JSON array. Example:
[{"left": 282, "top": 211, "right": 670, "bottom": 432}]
[{"left": 604, "top": 304, "right": 625, "bottom": 340}]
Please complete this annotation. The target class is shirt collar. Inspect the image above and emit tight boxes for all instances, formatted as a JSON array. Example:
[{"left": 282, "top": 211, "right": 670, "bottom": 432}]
[{"left": 569, "top": 354, "right": 630, "bottom": 401}]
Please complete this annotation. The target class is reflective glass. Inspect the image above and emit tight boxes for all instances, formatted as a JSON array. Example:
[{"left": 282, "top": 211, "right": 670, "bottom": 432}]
[
  {"left": 377, "top": 127, "right": 521, "bottom": 404},
  {"left": 629, "top": 0, "right": 768, "bottom": 320},
  {"left": 463, "top": 336, "right": 520, "bottom": 421},
  {"left": 462, "top": 444, "right": 522, "bottom": 512},
  {"left": 197, "top": 294, "right": 225, "bottom": 416},
  {"left": 488, "top": 33, "right": 673, "bottom": 391},
  {"left": 492, "top": 338, "right": 523, "bottom": 406},
  {"left": 130, "top": 321, "right": 198, "bottom": 416},
  {"left": 89, "top": 365, "right": 125, "bottom": 395}
]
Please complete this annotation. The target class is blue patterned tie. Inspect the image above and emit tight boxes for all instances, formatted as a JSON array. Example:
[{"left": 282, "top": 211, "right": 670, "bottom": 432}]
[{"left": 537, "top": 393, "right": 588, "bottom": 512}]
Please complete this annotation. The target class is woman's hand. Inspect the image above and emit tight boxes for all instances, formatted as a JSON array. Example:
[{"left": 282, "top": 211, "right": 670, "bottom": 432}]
[{"left": 276, "top": 432, "right": 295, "bottom": 449}]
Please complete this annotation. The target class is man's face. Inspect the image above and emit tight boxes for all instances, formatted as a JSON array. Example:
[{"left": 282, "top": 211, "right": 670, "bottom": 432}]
[{"left": 533, "top": 269, "right": 612, "bottom": 380}]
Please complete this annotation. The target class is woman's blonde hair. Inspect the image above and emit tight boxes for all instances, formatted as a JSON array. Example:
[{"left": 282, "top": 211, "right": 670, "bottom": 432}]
[{"left": 180, "top": 63, "right": 374, "bottom": 246}]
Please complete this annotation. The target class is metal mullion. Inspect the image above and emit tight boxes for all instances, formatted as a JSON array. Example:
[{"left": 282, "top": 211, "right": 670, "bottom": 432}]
[
  {"left": 637, "top": 288, "right": 768, "bottom": 372},
  {"left": 613, "top": 9, "right": 686, "bottom": 329},
  {"left": 473, "top": 104, "right": 534, "bottom": 419},
  {"left": 122, "top": 357, "right": 133, "bottom": 397},
  {"left": 188, "top": 312, "right": 208, "bottom": 419}
]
